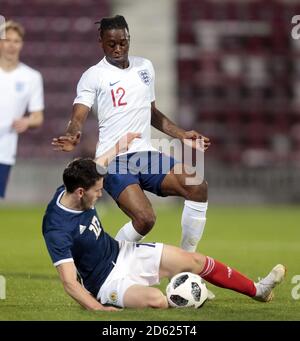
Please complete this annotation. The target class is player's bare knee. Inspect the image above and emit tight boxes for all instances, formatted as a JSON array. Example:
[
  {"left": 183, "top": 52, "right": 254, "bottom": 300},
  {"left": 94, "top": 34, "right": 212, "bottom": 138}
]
[
  {"left": 147, "top": 289, "right": 168, "bottom": 309},
  {"left": 185, "top": 180, "right": 208, "bottom": 202},
  {"left": 134, "top": 210, "right": 156, "bottom": 235},
  {"left": 195, "top": 180, "right": 208, "bottom": 202}
]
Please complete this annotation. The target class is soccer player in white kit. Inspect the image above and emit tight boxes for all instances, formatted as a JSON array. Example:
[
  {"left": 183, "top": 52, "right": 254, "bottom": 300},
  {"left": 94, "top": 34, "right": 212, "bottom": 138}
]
[
  {"left": 52, "top": 15, "right": 210, "bottom": 254},
  {"left": 0, "top": 21, "right": 44, "bottom": 198}
]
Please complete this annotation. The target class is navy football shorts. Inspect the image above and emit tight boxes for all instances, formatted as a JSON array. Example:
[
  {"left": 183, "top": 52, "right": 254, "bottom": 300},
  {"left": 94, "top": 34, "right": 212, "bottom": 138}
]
[
  {"left": 0, "top": 163, "right": 12, "bottom": 198},
  {"left": 104, "top": 151, "right": 178, "bottom": 201}
]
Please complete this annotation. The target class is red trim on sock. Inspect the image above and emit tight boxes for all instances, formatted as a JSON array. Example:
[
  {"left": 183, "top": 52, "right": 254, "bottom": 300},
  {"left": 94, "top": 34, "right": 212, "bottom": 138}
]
[{"left": 200, "top": 257, "right": 256, "bottom": 297}]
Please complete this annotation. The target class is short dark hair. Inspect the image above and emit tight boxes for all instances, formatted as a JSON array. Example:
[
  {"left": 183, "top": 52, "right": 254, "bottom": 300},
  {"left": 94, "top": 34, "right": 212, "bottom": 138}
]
[
  {"left": 63, "top": 158, "right": 103, "bottom": 193},
  {"left": 95, "top": 15, "right": 129, "bottom": 38}
]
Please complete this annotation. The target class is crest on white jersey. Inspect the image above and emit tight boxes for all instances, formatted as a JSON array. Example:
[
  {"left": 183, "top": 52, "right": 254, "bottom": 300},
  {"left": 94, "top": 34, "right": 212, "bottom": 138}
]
[
  {"left": 138, "top": 69, "right": 151, "bottom": 86},
  {"left": 15, "top": 82, "right": 25, "bottom": 92}
]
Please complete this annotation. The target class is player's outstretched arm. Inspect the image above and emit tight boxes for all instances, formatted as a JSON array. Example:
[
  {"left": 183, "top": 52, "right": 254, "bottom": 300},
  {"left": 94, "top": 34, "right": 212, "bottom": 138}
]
[
  {"left": 95, "top": 132, "right": 141, "bottom": 167},
  {"left": 12, "top": 110, "right": 44, "bottom": 134},
  {"left": 56, "top": 262, "right": 121, "bottom": 311},
  {"left": 52, "top": 104, "right": 89, "bottom": 152},
  {"left": 151, "top": 102, "right": 211, "bottom": 151}
]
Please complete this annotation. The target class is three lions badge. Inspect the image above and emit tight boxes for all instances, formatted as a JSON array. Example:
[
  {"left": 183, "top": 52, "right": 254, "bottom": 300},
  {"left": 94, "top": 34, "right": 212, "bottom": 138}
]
[{"left": 138, "top": 69, "right": 152, "bottom": 86}]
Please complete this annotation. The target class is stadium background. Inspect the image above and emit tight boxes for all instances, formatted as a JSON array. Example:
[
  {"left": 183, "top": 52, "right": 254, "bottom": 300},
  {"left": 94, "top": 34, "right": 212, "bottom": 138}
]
[{"left": 0, "top": 0, "right": 299, "bottom": 321}]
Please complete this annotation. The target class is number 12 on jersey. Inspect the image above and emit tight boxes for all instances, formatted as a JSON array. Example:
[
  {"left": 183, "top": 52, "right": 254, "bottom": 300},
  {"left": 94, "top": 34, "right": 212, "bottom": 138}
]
[{"left": 111, "top": 87, "right": 127, "bottom": 107}]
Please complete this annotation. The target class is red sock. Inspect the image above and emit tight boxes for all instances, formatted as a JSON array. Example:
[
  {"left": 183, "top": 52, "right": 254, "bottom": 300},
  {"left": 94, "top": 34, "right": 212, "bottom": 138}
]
[{"left": 199, "top": 256, "right": 256, "bottom": 297}]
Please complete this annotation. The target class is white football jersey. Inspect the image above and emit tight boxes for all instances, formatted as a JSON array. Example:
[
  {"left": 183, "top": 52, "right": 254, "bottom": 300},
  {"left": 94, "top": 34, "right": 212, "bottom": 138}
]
[
  {"left": 73, "top": 56, "right": 157, "bottom": 157},
  {"left": 0, "top": 63, "right": 44, "bottom": 165}
]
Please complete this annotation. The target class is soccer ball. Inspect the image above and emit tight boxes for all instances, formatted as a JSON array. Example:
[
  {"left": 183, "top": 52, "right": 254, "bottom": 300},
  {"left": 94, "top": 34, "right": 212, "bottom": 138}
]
[{"left": 166, "top": 272, "right": 208, "bottom": 308}]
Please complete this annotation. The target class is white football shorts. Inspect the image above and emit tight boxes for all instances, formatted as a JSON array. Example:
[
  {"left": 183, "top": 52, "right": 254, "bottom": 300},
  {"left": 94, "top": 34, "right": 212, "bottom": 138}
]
[{"left": 97, "top": 240, "right": 164, "bottom": 307}]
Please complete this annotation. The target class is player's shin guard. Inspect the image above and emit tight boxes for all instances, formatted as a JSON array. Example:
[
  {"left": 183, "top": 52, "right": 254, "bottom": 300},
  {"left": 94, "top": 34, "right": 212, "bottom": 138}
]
[
  {"left": 181, "top": 200, "right": 207, "bottom": 252},
  {"left": 199, "top": 256, "right": 256, "bottom": 297},
  {"left": 115, "top": 221, "right": 144, "bottom": 242}
]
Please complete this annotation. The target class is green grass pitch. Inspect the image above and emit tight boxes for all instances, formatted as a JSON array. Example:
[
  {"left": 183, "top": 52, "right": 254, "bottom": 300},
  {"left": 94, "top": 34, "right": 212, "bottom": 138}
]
[{"left": 0, "top": 204, "right": 299, "bottom": 320}]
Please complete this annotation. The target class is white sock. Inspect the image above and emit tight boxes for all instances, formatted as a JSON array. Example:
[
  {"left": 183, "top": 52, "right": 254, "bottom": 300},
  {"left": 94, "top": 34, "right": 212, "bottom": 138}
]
[
  {"left": 115, "top": 221, "right": 144, "bottom": 242},
  {"left": 181, "top": 200, "right": 208, "bottom": 252},
  {"left": 254, "top": 283, "right": 262, "bottom": 297}
]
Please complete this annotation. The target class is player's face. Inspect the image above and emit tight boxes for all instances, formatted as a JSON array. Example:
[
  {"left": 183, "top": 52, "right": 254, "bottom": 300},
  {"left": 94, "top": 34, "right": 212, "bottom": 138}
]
[
  {"left": 100, "top": 28, "right": 130, "bottom": 69},
  {"left": 0, "top": 29, "right": 23, "bottom": 62},
  {"left": 81, "top": 178, "right": 103, "bottom": 209}
]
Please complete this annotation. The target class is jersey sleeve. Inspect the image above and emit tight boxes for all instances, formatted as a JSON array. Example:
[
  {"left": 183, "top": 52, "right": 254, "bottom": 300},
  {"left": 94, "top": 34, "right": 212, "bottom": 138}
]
[
  {"left": 148, "top": 60, "right": 155, "bottom": 102},
  {"left": 28, "top": 71, "right": 44, "bottom": 112},
  {"left": 73, "top": 67, "right": 98, "bottom": 108},
  {"left": 44, "top": 229, "right": 74, "bottom": 267}
]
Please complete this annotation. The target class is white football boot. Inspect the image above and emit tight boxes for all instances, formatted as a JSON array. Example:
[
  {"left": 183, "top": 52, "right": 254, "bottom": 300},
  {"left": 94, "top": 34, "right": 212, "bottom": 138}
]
[
  {"left": 253, "top": 264, "right": 286, "bottom": 302},
  {"left": 206, "top": 288, "right": 216, "bottom": 300}
]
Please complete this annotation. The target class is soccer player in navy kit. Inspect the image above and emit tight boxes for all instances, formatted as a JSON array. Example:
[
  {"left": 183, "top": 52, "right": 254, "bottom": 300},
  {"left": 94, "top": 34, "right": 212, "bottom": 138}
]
[{"left": 44, "top": 136, "right": 285, "bottom": 310}]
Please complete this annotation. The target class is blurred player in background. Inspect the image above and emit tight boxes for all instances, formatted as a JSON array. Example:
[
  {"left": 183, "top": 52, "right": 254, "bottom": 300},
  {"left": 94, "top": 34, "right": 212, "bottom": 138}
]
[
  {"left": 0, "top": 20, "right": 44, "bottom": 199},
  {"left": 52, "top": 15, "right": 210, "bottom": 254},
  {"left": 43, "top": 136, "right": 285, "bottom": 310}
]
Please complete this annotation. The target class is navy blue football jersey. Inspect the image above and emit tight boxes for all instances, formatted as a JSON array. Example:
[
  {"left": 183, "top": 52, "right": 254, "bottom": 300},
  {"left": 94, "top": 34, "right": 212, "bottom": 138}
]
[{"left": 42, "top": 185, "right": 119, "bottom": 297}]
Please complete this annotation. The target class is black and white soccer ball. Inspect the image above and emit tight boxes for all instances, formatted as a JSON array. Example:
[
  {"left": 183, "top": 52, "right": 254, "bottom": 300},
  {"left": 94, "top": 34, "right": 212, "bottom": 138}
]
[{"left": 166, "top": 272, "right": 208, "bottom": 308}]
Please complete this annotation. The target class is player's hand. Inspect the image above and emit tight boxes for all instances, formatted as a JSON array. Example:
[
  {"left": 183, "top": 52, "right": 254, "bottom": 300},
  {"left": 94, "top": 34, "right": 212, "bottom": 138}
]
[
  {"left": 117, "top": 132, "right": 141, "bottom": 154},
  {"left": 12, "top": 117, "right": 30, "bottom": 133},
  {"left": 52, "top": 132, "right": 82, "bottom": 152},
  {"left": 181, "top": 130, "right": 210, "bottom": 151}
]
